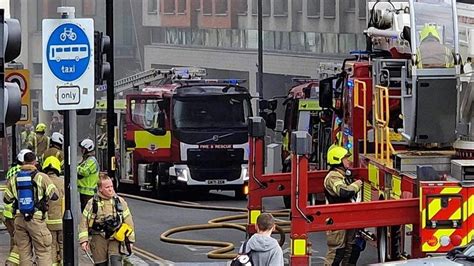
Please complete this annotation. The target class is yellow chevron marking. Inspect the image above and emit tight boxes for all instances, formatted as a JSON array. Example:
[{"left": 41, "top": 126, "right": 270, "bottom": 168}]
[{"left": 440, "top": 187, "right": 462, "bottom": 194}]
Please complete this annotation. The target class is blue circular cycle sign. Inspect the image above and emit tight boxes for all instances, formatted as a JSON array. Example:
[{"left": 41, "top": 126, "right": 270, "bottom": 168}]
[{"left": 46, "top": 23, "right": 91, "bottom": 81}]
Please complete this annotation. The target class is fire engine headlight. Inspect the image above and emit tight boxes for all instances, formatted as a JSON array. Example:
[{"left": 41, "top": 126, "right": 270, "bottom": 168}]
[
  {"left": 176, "top": 168, "right": 189, "bottom": 182},
  {"left": 241, "top": 165, "right": 249, "bottom": 181}
]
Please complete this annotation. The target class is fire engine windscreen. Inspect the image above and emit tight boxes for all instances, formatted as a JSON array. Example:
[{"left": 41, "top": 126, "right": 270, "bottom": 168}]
[
  {"left": 173, "top": 96, "right": 251, "bottom": 129},
  {"left": 130, "top": 99, "right": 165, "bottom": 130}
]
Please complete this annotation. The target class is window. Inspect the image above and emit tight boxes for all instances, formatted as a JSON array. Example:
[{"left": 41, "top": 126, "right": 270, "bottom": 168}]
[
  {"left": 322, "top": 33, "right": 338, "bottom": 53},
  {"left": 203, "top": 0, "right": 212, "bottom": 15},
  {"left": 263, "top": 31, "right": 275, "bottom": 50},
  {"left": 177, "top": 0, "right": 186, "bottom": 13},
  {"left": 163, "top": 0, "right": 175, "bottom": 13},
  {"left": 274, "top": 31, "right": 290, "bottom": 50},
  {"left": 307, "top": 0, "right": 320, "bottom": 17},
  {"left": 83, "top": 0, "right": 96, "bottom": 16},
  {"left": 237, "top": 1, "right": 248, "bottom": 14},
  {"left": 305, "top": 32, "right": 322, "bottom": 53},
  {"left": 290, "top": 32, "right": 305, "bottom": 52},
  {"left": 215, "top": 0, "right": 228, "bottom": 15},
  {"left": 252, "top": 0, "right": 270, "bottom": 15},
  {"left": 339, "top": 34, "right": 357, "bottom": 53},
  {"left": 148, "top": 0, "right": 158, "bottom": 13},
  {"left": 323, "top": 0, "right": 335, "bottom": 17},
  {"left": 217, "top": 29, "right": 232, "bottom": 47},
  {"left": 358, "top": 0, "right": 366, "bottom": 19},
  {"left": 274, "top": 0, "right": 288, "bottom": 15}
]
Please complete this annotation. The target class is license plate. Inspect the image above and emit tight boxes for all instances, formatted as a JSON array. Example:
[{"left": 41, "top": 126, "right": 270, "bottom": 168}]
[{"left": 207, "top": 179, "right": 225, "bottom": 185}]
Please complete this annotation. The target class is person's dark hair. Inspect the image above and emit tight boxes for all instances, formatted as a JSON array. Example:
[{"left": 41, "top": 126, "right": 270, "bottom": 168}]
[
  {"left": 257, "top": 213, "right": 275, "bottom": 232},
  {"left": 468, "top": 57, "right": 472, "bottom": 62},
  {"left": 23, "top": 152, "right": 36, "bottom": 163}
]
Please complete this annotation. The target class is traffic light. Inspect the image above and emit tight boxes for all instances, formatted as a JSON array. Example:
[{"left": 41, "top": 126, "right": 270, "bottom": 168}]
[
  {"left": 94, "top": 31, "right": 111, "bottom": 85},
  {"left": 0, "top": 9, "right": 22, "bottom": 137}
]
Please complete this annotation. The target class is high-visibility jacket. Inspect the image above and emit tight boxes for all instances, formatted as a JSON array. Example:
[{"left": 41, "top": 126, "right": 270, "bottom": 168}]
[
  {"left": 20, "top": 131, "right": 36, "bottom": 149},
  {"left": 416, "top": 39, "right": 455, "bottom": 69},
  {"left": 77, "top": 154, "right": 99, "bottom": 196},
  {"left": 3, "top": 165, "right": 21, "bottom": 219},
  {"left": 79, "top": 192, "right": 135, "bottom": 243},
  {"left": 3, "top": 165, "right": 57, "bottom": 219},
  {"left": 46, "top": 173, "right": 64, "bottom": 231}
]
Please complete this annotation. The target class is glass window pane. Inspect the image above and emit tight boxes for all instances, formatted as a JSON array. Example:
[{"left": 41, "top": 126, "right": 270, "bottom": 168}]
[
  {"left": 247, "top": 30, "right": 258, "bottom": 49},
  {"left": 324, "top": 0, "right": 335, "bottom": 17},
  {"left": 275, "top": 31, "right": 290, "bottom": 51},
  {"left": 274, "top": 0, "right": 288, "bottom": 15},
  {"left": 322, "top": 33, "right": 338, "bottom": 53},
  {"left": 290, "top": 32, "right": 305, "bottom": 52},
  {"left": 359, "top": 0, "right": 367, "bottom": 18},
  {"left": 339, "top": 34, "right": 357, "bottom": 53},
  {"left": 305, "top": 32, "right": 322, "bottom": 53},
  {"left": 148, "top": 0, "right": 158, "bottom": 13},
  {"left": 263, "top": 31, "right": 275, "bottom": 50},
  {"left": 307, "top": 0, "right": 321, "bottom": 17},
  {"left": 163, "top": 0, "right": 175, "bottom": 13},
  {"left": 177, "top": 0, "right": 186, "bottom": 13},
  {"left": 216, "top": 0, "right": 228, "bottom": 14}
]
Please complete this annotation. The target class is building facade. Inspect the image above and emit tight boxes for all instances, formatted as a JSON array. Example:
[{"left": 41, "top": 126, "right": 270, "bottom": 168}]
[{"left": 142, "top": 0, "right": 368, "bottom": 99}]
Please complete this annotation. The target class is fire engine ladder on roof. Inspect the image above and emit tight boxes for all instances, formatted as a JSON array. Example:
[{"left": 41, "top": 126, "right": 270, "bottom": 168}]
[{"left": 114, "top": 68, "right": 165, "bottom": 95}]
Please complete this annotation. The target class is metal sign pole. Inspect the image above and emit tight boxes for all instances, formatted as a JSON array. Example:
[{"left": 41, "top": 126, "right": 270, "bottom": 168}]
[{"left": 59, "top": 7, "right": 79, "bottom": 266}]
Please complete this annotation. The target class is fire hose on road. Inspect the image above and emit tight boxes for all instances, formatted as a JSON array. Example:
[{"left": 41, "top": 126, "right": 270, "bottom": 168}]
[{"left": 119, "top": 193, "right": 289, "bottom": 260}]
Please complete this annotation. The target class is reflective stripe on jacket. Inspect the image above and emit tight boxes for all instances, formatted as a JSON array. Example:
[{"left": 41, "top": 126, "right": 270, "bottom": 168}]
[
  {"left": 3, "top": 165, "right": 57, "bottom": 219},
  {"left": 46, "top": 173, "right": 65, "bottom": 231}
]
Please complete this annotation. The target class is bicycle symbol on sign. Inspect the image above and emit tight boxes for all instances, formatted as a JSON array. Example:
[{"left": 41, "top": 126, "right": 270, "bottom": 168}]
[{"left": 60, "top": 28, "right": 77, "bottom": 41}]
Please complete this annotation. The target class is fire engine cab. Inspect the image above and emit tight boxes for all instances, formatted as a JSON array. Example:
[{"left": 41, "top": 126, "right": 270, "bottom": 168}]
[{"left": 114, "top": 68, "right": 251, "bottom": 199}]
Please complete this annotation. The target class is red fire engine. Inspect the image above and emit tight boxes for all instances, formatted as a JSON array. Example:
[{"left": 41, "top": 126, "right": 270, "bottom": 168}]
[
  {"left": 113, "top": 68, "right": 252, "bottom": 199},
  {"left": 248, "top": 0, "right": 473, "bottom": 265}
]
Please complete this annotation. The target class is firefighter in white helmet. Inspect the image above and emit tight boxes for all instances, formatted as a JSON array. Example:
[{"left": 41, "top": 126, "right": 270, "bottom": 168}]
[
  {"left": 77, "top": 138, "right": 100, "bottom": 211},
  {"left": 3, "top": 149, "right": 32, "bottom": 265},
  {"left": 43, "top": 132, "right": 64, "bottom": 166}
]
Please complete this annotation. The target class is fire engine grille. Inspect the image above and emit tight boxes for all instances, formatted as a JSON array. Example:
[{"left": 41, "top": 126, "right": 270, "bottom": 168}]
[{"left": 187, "top": 148, "right": 244, "bottom": 182}]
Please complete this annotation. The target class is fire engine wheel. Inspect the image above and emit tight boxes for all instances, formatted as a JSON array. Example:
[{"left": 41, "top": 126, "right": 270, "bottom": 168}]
[{"left": 377, "top": 226, "right": 388, "bottom": 263}]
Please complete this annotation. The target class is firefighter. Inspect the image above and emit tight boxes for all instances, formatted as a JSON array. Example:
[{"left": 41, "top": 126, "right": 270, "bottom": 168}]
[
  {"left": 3, "top": 149, "right": 32, "bottom": 266},
  {"left": 34, "top": 123, "right": 50, "bottom": 162},
  {"left": 42, "top": 156, "right": 64, "bottom": 266},
  {"left": 416, "top": 24, "right": 454, "bottom": 69},
  {"left": 78, "top": 138, "right": 100, "bottom": 211},
  {"left": 79, "top": 174, "right": 135, "bottom": 266},
  {"left": 324, "top": 146, "right": 362, "bottom": 266},
  {"left": 43, "top": 132, "right": 64, "bottom": 165},
  {"left": 20, "top": 124, "right": 35, "bottom": 150},
  {"left": 3, "top": 151, "right": 59, "bottom": 265}
]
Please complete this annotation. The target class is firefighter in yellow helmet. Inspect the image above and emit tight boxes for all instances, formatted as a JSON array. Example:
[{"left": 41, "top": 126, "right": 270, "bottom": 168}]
[
  {"left": 3, "top": 149, "right": 31, "bottom": 266},
  {"left": 416, "top": 24, "right": 454, "bottom": 69},
  {"left": 79, "top": 174, "right": 135, "bottom": 266},
  {"left": 42, "top": 156, "right": 64, "bottom": 266},
  {"left": 34, "top": 123, "right": 50, "bottom": 162},
  {"left": 324, "top": 147, "right": 362, "bottom": 266},
  {"left": 3, "top": 151, "right": 59, "bottom": 265}
]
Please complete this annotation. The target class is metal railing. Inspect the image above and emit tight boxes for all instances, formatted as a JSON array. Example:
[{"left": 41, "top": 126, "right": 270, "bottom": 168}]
[
  {"left": 374, "top": 85, "right": 395, "bottom": 164},
  {"left": 354, "top": 79, "right": 367, "bottom": 154}
]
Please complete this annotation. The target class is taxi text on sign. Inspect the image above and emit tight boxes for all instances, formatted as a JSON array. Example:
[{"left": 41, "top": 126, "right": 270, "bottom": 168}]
[
  {"left": 6, "top": 69, "right": 31, "bottom": 124},
  {"left": 42, "top": 18, "right": 94, "bottom": 110}
]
